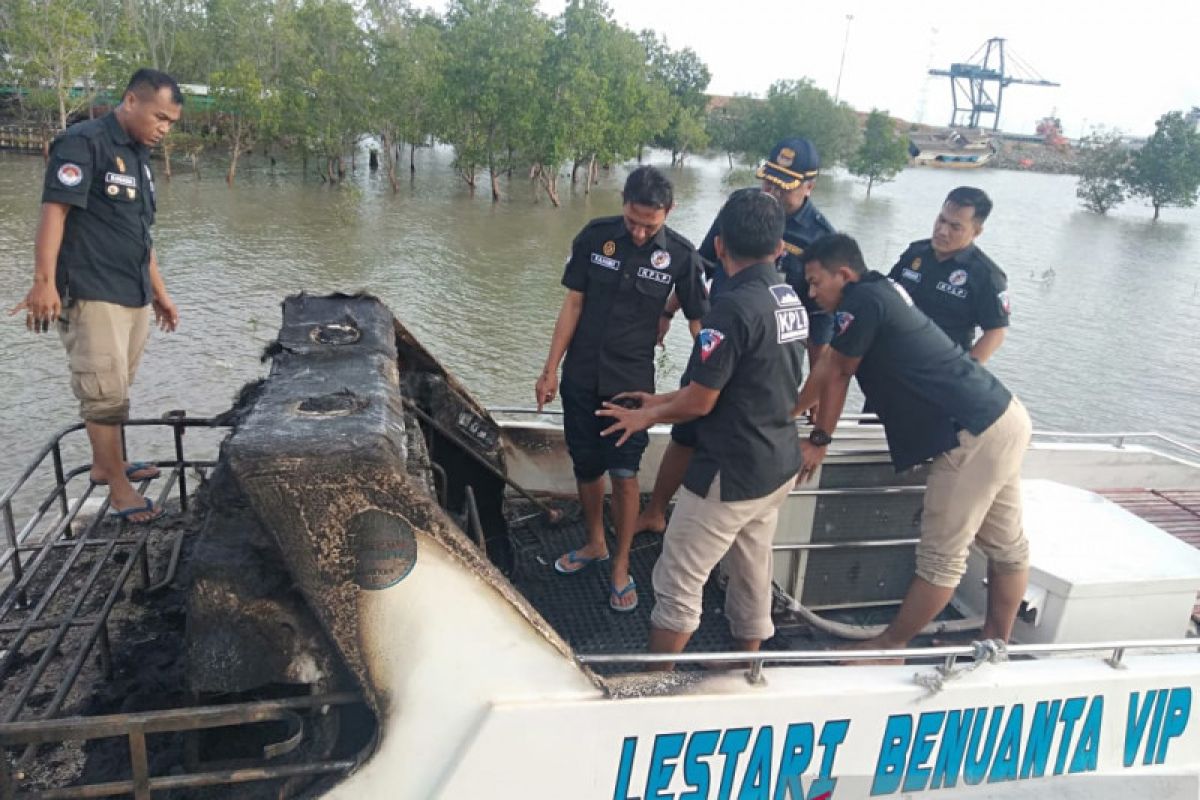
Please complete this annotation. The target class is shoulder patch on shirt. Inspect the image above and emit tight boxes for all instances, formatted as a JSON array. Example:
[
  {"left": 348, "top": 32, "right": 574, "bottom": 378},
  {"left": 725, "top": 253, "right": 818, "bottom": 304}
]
[
  {"left": 775, "top": 306, "right": 809, "bottom": 342},
  {"left": 770, "top": 283, "right": 802, "bottom": 306},
  {"left": 948, "top": 268, "right": 968, "bottom": 286},
  {"left": 698, "top": 328, "right": 725, "bottom": 362},
  {"left": 651, "top": 250, "right": 671, "bottom": 269},
  {"left": 56, "top": 163, "right": 83, "bottom": 187},
  {"left": 590, "top": 252, "right": 620, "bottom": 270},
  {"left": 911, "top": 256, "right": 922, "bottom": 270},
  {"left": 602, "top": 240, "right": 616, "bottom": 256},
  {"left": 999, "top": 290, "right": 1011, "bottom": 314},
  {"left": 835, "top": 311, "right": 855, "bottom": 335}
]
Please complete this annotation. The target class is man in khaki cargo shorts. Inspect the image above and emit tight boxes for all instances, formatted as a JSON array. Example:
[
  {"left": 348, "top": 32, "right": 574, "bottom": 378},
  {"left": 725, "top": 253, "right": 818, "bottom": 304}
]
[
  {"left": 796, "top": 233, "right": 1032, "bottom": 654},
  {"left": 11, "top": 69, "right": 183, "bottom": 523}
]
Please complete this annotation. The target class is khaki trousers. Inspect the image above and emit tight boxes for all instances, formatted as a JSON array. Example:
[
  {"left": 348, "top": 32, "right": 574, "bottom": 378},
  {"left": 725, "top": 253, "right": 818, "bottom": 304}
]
[
  {"left": 651, "top": 474, "right": 793, "bottom": 641},
  {"left": 59, "top": 300, "right": 151, "bottom": 425},
  {"left": 918, "top": 397, "right": 1033, "bottom": 588}
]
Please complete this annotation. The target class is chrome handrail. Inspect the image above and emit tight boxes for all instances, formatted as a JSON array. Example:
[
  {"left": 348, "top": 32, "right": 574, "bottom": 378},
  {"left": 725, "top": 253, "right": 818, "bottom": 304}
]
[
  {"left": 488, "top": 406, "right": 1200, "bottom": 461},
  {"left": 579, "top": 638, "right": 1200, "bottom": 668}
]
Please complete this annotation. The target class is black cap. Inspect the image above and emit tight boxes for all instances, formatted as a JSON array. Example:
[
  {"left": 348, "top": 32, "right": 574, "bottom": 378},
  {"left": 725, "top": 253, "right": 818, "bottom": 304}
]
[{"left": 756, "top": 137, "right": 820, "bottom": 190}]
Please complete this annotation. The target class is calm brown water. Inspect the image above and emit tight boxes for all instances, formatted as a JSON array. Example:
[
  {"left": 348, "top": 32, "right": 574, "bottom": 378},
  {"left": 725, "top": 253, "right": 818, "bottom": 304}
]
[{"left": 2, "top": 146, "right": 1199, "bottom": 495}]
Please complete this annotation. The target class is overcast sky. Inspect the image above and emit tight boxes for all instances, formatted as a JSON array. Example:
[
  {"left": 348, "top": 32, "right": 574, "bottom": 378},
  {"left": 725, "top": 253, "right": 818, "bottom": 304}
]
[{"left": 431, "top": 0, "right": 1197, "bottom": 138}]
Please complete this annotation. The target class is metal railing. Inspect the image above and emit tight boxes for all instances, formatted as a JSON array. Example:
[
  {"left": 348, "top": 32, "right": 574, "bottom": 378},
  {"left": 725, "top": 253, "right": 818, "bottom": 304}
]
[
  {"left": 0, "top": 416, "right": 369, "bottom": 798},
  {"left": 488, "top": 406, "right": 1200, "bottom": 460},
  {"left": 579, "top": 639, "right": 1200, "bottom": 685}
]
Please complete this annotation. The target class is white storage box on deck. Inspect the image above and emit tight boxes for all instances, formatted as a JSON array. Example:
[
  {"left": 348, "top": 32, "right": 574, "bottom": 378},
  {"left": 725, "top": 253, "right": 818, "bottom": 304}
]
[{"left": 957, "top": 479, "right": 1200, "bottom": 644}]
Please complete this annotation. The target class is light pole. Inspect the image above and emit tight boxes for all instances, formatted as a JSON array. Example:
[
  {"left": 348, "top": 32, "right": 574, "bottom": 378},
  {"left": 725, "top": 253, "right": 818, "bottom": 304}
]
[{"left": 834, "top": 14, "right": 854, "bottom": 103}]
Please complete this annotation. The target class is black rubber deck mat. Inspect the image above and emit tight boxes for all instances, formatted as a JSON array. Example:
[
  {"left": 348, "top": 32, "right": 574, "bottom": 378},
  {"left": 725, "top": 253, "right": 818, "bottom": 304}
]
[{"left": 508, "top": 497, "right": 759, "bottom": 664}]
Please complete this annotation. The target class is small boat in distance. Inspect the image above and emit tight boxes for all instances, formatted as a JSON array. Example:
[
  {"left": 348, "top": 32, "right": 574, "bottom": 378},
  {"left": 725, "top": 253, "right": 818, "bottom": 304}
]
[{"left": 909, "top": 128, "right": 996, "bottom": 168}]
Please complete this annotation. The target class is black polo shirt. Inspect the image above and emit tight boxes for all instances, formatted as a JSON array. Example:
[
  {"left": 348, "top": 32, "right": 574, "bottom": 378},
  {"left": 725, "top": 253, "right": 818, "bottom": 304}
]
[
  {"left": 42, "top": 113, "right": 157, "bottom": 309},
  {"left": 683, "top": 262, "right": 806, "bottom": 501},
  {"left": 832, "top": 272, "right": 1013, "bottom": 471},
  {"left": 699, "top": 197, "right": 835, "bottom": 344},
  {"left": 561, "top": 216, "right": 709, "bottom": 396},
  {"left": 887, "top": 239, "right": 1009, "bottom": 352}
]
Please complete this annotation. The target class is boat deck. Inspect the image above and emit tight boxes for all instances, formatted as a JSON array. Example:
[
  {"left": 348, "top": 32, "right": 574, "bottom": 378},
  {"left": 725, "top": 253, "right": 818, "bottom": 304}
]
[
  {"left": 1099, "top": 488, "right": 1200, "bottom": 621},
  {"left": 505, "top": 497, "right": 946, "bottom": 669}
]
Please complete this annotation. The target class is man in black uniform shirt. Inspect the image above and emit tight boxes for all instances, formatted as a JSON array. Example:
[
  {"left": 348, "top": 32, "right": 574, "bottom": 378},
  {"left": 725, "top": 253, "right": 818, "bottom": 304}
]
[
  {"left": 598, "top": 189, "right": 804, "bottom": 664},
  {"left": 535, "top": 166, "right": 708, "bottom": 612},
  {"left": 638, "top": 137, "right": 830, "bottom": 538},
  {"left": 888, "top": 186, "right": 1009, "bottom": 363},
  {"left": 796, "top": 234, "right": 1032, "bottom": 654},
  {"left": 12, "top": 69, "right": 183, "bottom": 524}
]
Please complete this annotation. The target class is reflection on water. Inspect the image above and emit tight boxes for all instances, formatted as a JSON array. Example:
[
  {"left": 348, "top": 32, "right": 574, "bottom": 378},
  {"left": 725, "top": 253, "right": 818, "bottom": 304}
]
[{"left": 1, "top": 148, "right": 1198, "bottom": 493}]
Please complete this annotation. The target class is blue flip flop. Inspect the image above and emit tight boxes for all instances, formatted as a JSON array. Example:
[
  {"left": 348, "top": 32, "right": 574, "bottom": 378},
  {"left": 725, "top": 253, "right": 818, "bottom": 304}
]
[
  {"left": 92, "top": 462, "right": 161, "bottom": 486},
  {"left": 553, "top": 549, "right": 610, "bottom": 574},
  {"left": 109, "top": 497, "right": 164, "bottom": 523},
  {"left": 609, "top": 577, "right": 638, "bottom": 612}
]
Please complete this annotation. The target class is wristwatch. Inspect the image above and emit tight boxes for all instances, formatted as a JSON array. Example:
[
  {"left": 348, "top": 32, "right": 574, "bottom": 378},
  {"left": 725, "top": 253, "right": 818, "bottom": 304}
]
[{"left": 808, "top": 428, "right": 833, "bottom": 447}]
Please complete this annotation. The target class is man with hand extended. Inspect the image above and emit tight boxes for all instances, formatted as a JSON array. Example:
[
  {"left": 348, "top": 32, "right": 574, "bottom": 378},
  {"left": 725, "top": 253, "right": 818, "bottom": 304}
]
[
  {"left": 796, "top": 233, "right": 1032, "bottom": 654},
  {"left": 597, "top": 188, "right": 805, "bottom": 665},
  {"left": 11, "top": 68, "right": 183, "bottom": 524}
]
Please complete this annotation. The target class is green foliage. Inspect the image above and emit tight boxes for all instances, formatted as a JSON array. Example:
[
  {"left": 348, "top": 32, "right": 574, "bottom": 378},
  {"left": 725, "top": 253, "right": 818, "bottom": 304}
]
[
  {"left": 1, "top": 0, "right": 107, "bottom": 128},
  {"left": 1124, "top": 110, "right": 1200, "bottom": 220},
  {"left": 210, "top": 57, "right": 281, "bottom": 183},
  {"left": 706, "top": 95, "right": 756, "bottom": 167},
  {"left": 745, "top": 80, "right": 860, "bottom": 167},
  {"left": 847, "top": 109, "right": 908, "bottom": 196},
  {"left": 1074, "top": 128, "right": 1129, "bottom": 214},
  {"left": 641, "top": 30, "right": 711, "bottom": 164}
]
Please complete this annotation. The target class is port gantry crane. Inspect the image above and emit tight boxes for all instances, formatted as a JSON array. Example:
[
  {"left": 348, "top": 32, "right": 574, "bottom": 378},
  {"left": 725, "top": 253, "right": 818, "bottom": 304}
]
[{"left": 929, "top": 37, "right": 1059, "bottom": 131}]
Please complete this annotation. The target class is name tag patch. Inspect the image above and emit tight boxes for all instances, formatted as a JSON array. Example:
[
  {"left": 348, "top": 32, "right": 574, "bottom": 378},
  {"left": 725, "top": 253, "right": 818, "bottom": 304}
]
[
  {"left": 105, "top": 172, "right": 137, "bottom": 188},
  {"left": 636, "top": 266, "right": 672, "bottom": 285},
  {"left": 590, "top": 253, "right": 620, "bottom": 270},
  {"left": 775, "top": 307, "right": 809, "bottom": 342},
  {"left": 936, "top": 281, "right": 968, "bottom": 299},
  {"left": 901, "top": 268, "right": 922, "bottom": 283},
  {"left": 770, "top": 283, "right": 802, "bottom": 306}
]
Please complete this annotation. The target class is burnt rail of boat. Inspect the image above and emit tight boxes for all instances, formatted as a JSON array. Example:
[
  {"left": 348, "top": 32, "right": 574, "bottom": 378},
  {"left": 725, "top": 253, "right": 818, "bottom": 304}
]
[
  {"left": 0, "top": 418, "right": 224, "bottom": 768},
  {"left": 0, "top": 693, "right": 362, "bottom": 800},
  {"left": 579, "top": 639, "right": 1200, "bottom": 685}
]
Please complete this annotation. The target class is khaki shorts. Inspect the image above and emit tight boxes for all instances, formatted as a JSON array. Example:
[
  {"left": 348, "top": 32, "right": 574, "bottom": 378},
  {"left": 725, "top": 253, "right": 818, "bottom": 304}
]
[
  {"left": 58, "top": 300, "right": 151, "bottom": 425},
  {"left": 917, "top": 397, "right": 1033, "bottom": 588},
  {"left": 651, "top": 474, "right": 793, "bottom": 641}
]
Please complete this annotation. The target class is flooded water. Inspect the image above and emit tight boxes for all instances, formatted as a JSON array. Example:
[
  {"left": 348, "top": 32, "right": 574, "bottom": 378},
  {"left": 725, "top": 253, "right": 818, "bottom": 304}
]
[{"left": 2, "top": 147, "right": 1199, "bottom": 494}]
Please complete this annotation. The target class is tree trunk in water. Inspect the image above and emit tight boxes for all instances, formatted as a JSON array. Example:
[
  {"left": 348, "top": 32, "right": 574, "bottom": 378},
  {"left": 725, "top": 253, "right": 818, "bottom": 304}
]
[
  {"left": 337, "top": 156, "right": 346, "bottom": 180},
  {"left": 191, "top": 151, "right": 200, "bottom": 180},
  {"left": 585, "top": 154, "right": 596, "bottom": 195},
  {"left": 1153, "top": 203, "right": 1161, "bottom": 221},
  {"left": 163, "top": 141, "right": 173, "bottom": 181},
  {"left": 58, "top": 96, "right": 67, "bottom": 131},
  {"left": 571, "top": 159, "right": 581, "bottom": 184},
  {"left": 227, "top": 142, "right": 240, "bottom": 185},
  {"left": 410, "top": 143, "right": 416, "bottom": 173},
  {"left": 866, "top": 176, "right": 874, "bottom": 197},
  {"left": 727, "top": 151, "right": 733, "bottom": 169},
  {"left": 537, "top": 165, "right": 560, "bottom": 208},
  {"left": 487, "top": 151, "right": 501, "bottom": 202}
]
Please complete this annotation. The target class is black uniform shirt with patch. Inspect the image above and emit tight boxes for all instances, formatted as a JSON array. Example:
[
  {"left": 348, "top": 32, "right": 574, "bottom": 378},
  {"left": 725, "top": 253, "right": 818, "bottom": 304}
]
[
  {"left": 683, "top": 262, "right": 806, "bottom": 501},
  {"left": 42, "top": 112, "right": 157, "bottom": 308},
  {"left": 699, "top": 197, "right": 835, "bottom": 344},
  {"left": 887, "top": 239, "right": 1010, "bottom": 352},
  {"left": 832, "top": 272, "right": 1013, "bottom": 471},
  {"left": 561, "top": 216, "right": 709, "bottom": 396}
]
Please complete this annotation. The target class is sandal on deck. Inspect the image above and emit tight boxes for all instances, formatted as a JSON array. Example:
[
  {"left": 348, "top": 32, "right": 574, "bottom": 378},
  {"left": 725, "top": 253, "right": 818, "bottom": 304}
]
[
  {"left": 609, "top": 577, "right": 638, "bottom": 612},
  {"left": 108, "top": 498, "right": 164, "bottom": 524},
  {"left": 554, "top": 549, "right": 610, "bottom": 575}
]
